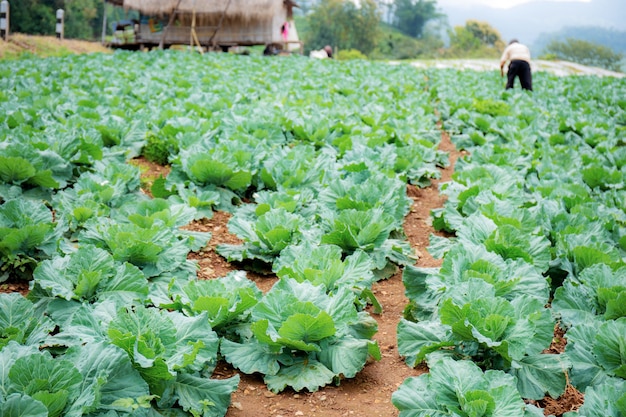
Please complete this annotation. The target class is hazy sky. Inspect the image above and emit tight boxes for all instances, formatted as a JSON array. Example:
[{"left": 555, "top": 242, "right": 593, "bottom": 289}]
[{"left": 438, "top": 0, "right": 592, "bottom": 9}]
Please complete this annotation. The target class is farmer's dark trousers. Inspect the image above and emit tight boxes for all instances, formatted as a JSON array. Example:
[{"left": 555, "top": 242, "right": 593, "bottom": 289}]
[{"left": 506, "top": 60, "right": 532, "bottom": 91}]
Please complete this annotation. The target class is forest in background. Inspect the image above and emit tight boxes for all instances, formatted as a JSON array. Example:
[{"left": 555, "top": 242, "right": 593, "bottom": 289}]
[{"left": 2, "top": 0, "right": 624, "bottom": 71}]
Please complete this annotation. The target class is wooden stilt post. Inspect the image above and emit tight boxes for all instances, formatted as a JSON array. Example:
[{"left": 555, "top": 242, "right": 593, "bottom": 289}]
[
  {"left": 159, "top": 0, "right": 183, "bottom": 50},
  {"left": 190, "top": 0, "right": 203, "bottom": 54},
  {"left": 208, "top": 0, "right": 232, "bottom": 51},
  {"left": 101, "top": 0, "right": 107, "bottom": 44},
  {"left": 189, "top": 1, "right": 193, "bottom": 49}
]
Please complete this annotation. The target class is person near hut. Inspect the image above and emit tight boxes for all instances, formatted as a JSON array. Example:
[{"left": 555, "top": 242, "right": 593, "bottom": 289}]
[
  {"left": 309, "top": 45, "right": 333, "bottom": 59},
  {"left": 281, "top": 22, "right": 289, "bottom": 42},
  {"left": 500, "top": 39, "right": 532, "bottom": 91},
  {"left": 263, "top": 43, "right": 280, "bottom": 56}
]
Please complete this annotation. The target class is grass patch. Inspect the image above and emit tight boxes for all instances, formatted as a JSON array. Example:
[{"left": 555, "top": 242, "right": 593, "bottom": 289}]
[{"left": 0, "top": 33, "right": 111, "bottom": 59}]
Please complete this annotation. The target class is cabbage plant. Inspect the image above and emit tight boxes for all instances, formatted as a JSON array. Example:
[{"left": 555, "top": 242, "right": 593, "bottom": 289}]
[
  {"left": 220, "top": 278, "right": 380, "bottom": 393},
  {"left": 0, "top": 199, "right": 62, "bottom": 282},
  {"left": 392, "top": 355, "right": 545, "bottom": 417}
]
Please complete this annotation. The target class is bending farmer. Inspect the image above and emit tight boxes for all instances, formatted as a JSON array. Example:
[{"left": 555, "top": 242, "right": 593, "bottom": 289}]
[{"left": 500, "top": 39, "right": 532, "bottom": 91}]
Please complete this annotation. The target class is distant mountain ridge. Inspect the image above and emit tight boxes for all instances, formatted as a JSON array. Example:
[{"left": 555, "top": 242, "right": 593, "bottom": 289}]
[
  {"left": 441, "top": 0, "right": 626, "bottom": 45},
  {"left": 532, "top": 26, "right": 626, "bottom": 54}
]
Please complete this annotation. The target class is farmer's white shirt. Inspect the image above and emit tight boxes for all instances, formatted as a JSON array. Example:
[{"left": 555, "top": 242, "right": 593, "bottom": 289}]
[{"left": 500, "top": 42, "right": 531, "bottom": 65}]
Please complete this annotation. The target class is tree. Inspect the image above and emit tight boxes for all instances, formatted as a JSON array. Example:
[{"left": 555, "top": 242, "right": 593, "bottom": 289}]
[
  {"left": 8, "top": 0, "right": 104, "bottom": 40},
  {"left": 448, "top": 25, "right": 480, "bottom": 54},
  {"left": 446, "top": 20, "right": 503, "bottom": 58},
  {"left": 373, "top": 29, "right": 443, "bottom": 60},
  {"left": 375, "top": 0, "right": 394, "bottom": 25},
  {"left": 9, "top": 0, "right": 57, "bottom": 35},
  {"left": 544, "top": 38, "right": 624, "bottom": 72},
  {"left": 294, "top": 0, "right": 316, "bottom": 15},
  {"left": 304, "top": 0, "right": 381, "bottom": 56},
  {"left": 64, "top": 0, "right": 102, "bottom": 40},
  {"left": 464, "top": 20, "right": 504, "bottom": 50},
  {"left": 392, "top": 0, "right": 441, "bottom": 39}
]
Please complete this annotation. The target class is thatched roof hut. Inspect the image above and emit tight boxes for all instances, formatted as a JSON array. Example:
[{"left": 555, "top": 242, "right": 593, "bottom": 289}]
[
  {"left": 107, "top": 0, "right": 300, "bottom": 50},
  {"left": 114, "top": 0, "right": 285, "bottom": 20}
]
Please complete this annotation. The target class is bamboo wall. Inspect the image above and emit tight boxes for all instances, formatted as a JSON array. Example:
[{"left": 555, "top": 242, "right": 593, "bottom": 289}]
[{"left": 137, "top": 9, "right": 288, "bottom": 46}]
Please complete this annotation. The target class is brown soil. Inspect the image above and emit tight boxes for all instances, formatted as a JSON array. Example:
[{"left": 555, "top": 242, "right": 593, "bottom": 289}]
[
  {"left": 0, "top": 281, "right": 29, "bottom": 296},
  {"left": 529, "top": 381, "right": 584, "bottom": 417},
  {"left": 0, "top": 130, "right": 584, "bottom": 416},
  {"left": 544, "top": 323, "right": 568, "bottom": 355}
]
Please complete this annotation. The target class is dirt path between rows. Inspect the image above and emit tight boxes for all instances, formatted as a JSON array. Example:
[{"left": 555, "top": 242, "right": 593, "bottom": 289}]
[{"left": 180, "top": 129, "right": 462, "bottom": 417}]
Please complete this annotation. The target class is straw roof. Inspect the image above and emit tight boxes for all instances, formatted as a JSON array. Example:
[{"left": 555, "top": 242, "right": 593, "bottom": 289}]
[{"left": 109, "top": 0, "right": 286, "bottom": 20}]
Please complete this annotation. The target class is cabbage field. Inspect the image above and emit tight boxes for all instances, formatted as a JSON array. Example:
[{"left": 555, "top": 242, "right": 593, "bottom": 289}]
[{"left": 0, "top": 50, "right": 625, "bottom": 417}]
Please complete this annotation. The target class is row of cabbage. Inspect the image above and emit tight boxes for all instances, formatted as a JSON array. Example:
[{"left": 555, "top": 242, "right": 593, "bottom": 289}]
[
  {"left": 393, "top": 70, "right": 626, "bottom": 417},
  {"left": 0, "top": 51, "right": 446, "bottom": 416}
]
